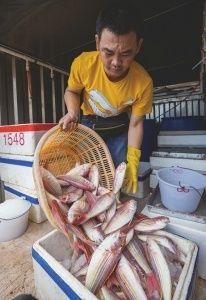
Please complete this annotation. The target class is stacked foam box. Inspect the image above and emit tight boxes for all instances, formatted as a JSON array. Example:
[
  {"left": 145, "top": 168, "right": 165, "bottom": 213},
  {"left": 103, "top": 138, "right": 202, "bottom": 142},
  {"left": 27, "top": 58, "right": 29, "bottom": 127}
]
[
  {"left": 147, "top": 129, "right": 206, "bottom": 279},
  {"left": 0, "top": 123, "right": 56, "bottom": 223},
  {"left": 32, "top": 229, "right": 198, "bottom": 300},
  {"left": 149, "top": 130, "right": 206, "bottom": 189}
]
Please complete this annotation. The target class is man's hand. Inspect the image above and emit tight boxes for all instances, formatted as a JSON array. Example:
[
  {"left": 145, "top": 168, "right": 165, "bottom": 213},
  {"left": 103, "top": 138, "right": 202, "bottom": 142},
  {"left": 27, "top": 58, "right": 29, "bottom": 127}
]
[
  {"left": 59, "top": 112, "right": 79, "bottom": 131},
  {"left": 59, "top": 88, "right": 81, "bottom": 130},
  {"left": 123, "top": 146, "right": 141, "bottom": 194}
]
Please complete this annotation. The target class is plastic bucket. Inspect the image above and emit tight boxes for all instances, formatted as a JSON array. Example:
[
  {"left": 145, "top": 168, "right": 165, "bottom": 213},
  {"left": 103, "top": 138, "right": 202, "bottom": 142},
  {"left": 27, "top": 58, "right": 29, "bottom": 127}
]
[
  {"left": 157, "top": 166, "right": 206, "bottom": 213},
  {"left": 0, "top": 198, "right": 31, "bottom": 242}
]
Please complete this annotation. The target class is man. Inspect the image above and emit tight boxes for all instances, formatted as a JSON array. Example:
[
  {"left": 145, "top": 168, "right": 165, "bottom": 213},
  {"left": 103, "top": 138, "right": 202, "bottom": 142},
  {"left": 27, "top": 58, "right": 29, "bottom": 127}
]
[{"left": 59, "top": 1, "right": 153, "bottom": 194}]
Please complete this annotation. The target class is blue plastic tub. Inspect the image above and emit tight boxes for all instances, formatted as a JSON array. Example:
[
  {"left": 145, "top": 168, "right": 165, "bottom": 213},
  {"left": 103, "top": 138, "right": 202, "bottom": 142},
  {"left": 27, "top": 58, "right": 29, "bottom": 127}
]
[{"left": 160, "top": 116, "right": 206, "bottom": 131}]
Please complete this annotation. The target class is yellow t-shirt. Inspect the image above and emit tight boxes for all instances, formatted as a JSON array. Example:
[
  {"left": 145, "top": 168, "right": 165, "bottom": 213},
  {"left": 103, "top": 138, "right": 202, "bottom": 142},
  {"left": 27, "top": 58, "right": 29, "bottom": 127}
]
[{"left": 68, "top": 51, "right": 153, "bottom": 117}]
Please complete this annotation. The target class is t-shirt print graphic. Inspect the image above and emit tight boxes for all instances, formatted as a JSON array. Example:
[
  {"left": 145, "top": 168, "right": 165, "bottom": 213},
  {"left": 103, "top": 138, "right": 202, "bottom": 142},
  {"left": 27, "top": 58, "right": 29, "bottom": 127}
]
[{"left": 88, "top": 90, "right": 133, "bottom": 117}]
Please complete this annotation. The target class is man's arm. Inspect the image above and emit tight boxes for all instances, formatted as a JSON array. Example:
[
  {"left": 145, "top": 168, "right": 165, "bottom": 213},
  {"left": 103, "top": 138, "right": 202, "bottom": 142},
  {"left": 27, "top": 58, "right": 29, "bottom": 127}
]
[
  {"left": 128, "top": 114, "right": 144, "bottom": 148},
  {"left": 59, "top": 87, "right": 82, "bottom": 130}
]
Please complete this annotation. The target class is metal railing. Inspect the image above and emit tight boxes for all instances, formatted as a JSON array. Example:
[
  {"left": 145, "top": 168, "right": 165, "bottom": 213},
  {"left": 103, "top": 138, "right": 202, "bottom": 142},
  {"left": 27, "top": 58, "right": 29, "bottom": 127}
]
[
  {"left": 0, "top": 45, "right": 204, "bottom": 126},
  {"left": 147, "top": 81, "right": 204, "bottom": 122},
  {"left": 0, "top": 45, "right": 68, "bottom": 125}
]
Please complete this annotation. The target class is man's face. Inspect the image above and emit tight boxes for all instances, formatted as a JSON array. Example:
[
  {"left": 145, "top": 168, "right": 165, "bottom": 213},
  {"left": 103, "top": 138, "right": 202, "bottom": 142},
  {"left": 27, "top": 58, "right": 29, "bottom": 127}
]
[{"left": 96, "top": 28, "right": 143, "bottom": 82}]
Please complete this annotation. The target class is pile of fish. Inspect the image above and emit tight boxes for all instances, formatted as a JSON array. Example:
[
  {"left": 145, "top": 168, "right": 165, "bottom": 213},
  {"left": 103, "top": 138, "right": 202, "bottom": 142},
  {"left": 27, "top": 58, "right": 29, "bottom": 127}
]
[{"left": 41, "top": 162, "right": 186, "bottom": 300}]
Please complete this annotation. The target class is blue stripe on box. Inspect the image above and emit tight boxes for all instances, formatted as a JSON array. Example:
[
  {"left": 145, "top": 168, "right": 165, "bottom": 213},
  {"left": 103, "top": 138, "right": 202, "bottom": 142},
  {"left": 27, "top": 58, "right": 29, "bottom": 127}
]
[
  {"left": 32, "top": 247, "right": 81, "bottom": 300},
  {"left": 0, "top": 157, "right": 33, "bottom": 167},
  {"left": 4, "top": 185, "right": 39, "bottom": 204}
]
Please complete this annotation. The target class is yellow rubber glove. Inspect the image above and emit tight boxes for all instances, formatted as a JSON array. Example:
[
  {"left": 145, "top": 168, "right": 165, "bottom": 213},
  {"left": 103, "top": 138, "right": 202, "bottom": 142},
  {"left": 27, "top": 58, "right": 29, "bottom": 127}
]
[{"left": 124, "top": 145, "right": 141, "bottom": 194}]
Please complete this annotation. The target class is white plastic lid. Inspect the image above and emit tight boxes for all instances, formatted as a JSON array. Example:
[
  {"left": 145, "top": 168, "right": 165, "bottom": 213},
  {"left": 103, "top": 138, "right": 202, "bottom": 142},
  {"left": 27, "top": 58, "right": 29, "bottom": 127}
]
[{"left": 0, "top": 198, "right": 31, "bottom": 219}]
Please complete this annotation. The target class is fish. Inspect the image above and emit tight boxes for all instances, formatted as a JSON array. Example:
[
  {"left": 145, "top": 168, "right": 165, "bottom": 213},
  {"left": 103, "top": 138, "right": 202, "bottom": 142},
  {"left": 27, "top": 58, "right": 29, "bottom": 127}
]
[
  {"left": 50, "top": 200, "right": 70, "bottom": 237},
  {"left": 67, "top": 195, "right": 90, "bottom": 224},
  {"left": 41, "top": 166, "right": 62, "bottom": 196},
  {"left": 88, "top": 165, "right": 100, "bottom": 195},
  {"left": 126, "top": 233, "right": 160, "bottom": 299},
  {"left": 66, "top": 163, "right": 92, "bottom": 177},
  {"left": 104, "top": 200, "right": 137, "bottom": 235},
  {"left": 63, "top": 188, "right": 83, "bottom": 203},
  {"left": 151, "top": 230, "right": 186, "bottom": 263},
  {"left": 138, "top": 234, "right": 177, "bottom": 255},
  {"left": 147, "top": 238, "right": 172, "bottom": 300},
  {"left": 97, "top": 186, "right": 111, "bottom": 196},
  {"left": 101, "top": 202, "right": 116, "bottom": 231},
  {"left": 99, "top": 286, "right": 123, "bottom": 300},
  {"left": 113, "top": 162, "right": 127, "bottom": 194},
  {"left": 85, "top": 192, "right": 116, "bottom": 221},
  {"left": 85, "top": 231, "right": 126, "bottom": 293},
  {"left": 82, "top": 218, "right": 104, "bottom": 244},
  {"left": 46, "top": 191, "right": 69, "bottom": 214},
  {"left": 134, "top": 216, "right": 170, "bottom": 232},
  {"left": 57, "top": 174, "right": 95, "bottom": 191},
  {"left": 115, "top": 255, "right": 147, "bottom": 300}
]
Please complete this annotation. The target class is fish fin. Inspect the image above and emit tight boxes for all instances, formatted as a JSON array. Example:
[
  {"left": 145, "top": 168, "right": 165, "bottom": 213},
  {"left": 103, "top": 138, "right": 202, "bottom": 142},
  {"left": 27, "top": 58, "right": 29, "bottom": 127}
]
[{"left": 146, "top": 272, "right": 161, "bottom": 299}]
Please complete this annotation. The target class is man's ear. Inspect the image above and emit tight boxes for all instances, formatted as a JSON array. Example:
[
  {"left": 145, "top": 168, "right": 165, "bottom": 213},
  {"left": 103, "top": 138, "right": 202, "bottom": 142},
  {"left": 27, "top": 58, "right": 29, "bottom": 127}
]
[
  {"left": 95, "top": 34, "right": 100, "bottom": 50},
  {"left": 136, "top": 38, "right": 143, "bottom": 55}
]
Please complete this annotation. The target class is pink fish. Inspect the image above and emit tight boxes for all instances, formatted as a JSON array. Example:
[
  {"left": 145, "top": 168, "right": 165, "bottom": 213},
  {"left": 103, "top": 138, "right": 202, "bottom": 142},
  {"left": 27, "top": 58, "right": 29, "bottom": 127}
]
[
  {"left": 134, "top": 216, "right": 170, "bottom": 232},
  {"left": 41, "top": 166, "right": 62, "bottom": 196},
  {"left": 113, "top": 162, "right": 127, "bottom": 194},
  {"left": 66, "top": 163, "right": 92, "bottom": 177},
  {"left": 57, "top": 174, "right": 95, "bottom": 191},
  {"left": 50, "top": 200, "right": 95, "bottom": 247},
  {"left": 67, "top": 195, "right": 90, "bottom": 224},
  {"left": 88, "top": 165, "right": 100, "bottom": 195},
  {"left": 104, "top": 200, "right": 137, "bottom": 235},
  {"left": 85, "top": 231, "right": 127, "bottom": 293}
]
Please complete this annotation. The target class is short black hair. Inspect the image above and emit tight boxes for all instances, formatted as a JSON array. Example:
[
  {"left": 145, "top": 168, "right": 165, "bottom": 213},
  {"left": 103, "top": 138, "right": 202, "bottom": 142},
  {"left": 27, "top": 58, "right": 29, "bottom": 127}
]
[{"left": 96, "top": 0, "right": 143, "bottom": 38}]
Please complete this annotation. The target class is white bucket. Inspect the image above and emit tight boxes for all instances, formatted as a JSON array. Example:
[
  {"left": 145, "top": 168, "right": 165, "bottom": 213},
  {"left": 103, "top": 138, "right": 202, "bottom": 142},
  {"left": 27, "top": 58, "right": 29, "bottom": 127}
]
[
  {"left": 157, "top": 166, "right": 206, "bottom": 213},
  {"left": 0, "top": 198, "right": 31, "bottom": 242}
]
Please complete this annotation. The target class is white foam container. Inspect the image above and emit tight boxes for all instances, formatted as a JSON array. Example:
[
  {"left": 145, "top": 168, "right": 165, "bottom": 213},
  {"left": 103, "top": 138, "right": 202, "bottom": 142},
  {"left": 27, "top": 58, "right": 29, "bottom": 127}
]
[
  {"left": 143, "top": 205, "right": 206, "bottom": 280},
  {"left": 150, "top": 169, "right": 158, "bottom": 188},
  {"left": 158, "top": 130, "right": 206, "bottom": 148},
  {"left": 32, "top": 229, "right": 198, "bottom": 300},
  {"left": 157, "top": 167, "right": 206, "bottom": 213},
  {"left": 0, "top": 198, "right": 31, "bottom": 242},
  {"left": 0, "top": 123, "right": 56, "bottom": 156},
  {"left": 4, "top": 182, "right": 46, "bottom": 223},
  {"left": 0, "top": 153, "right": 35, "bottom": 190},
  {"left": 150, "top": 154, "right": 206, "bottom": 174},
  {"left": 32, "top": 230, "right": 98, "bottom": 300}
]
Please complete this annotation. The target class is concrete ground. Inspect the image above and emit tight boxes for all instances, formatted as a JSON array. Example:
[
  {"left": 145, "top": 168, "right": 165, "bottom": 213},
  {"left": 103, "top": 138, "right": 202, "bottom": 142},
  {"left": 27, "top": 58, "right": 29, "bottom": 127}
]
[
  {"left": 0, "top": 220, "right": 52, "bottom": 300},
  {"left": 0, "top": 217, "right": 206, "bottom": 300}
]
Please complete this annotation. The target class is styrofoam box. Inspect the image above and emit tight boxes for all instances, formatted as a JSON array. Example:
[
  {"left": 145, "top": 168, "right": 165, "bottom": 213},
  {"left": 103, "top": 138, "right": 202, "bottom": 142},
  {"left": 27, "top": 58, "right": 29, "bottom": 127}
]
[
  {"left": 32, "top": 229, "right": 198, "bottom": 300},
  {"left": 150, "top": 169, "right": 158, "bottom": 188},
  {"left": 150, "top": 155, "right": 206, "bottom": 174},
  {"left": 126, "top": 162, "right": 152, "bottom": 198},
  {"left": 157, "top": 130, "right": 206, "bottom": 148},
  {"left": 0, "top": 123, "right": 56, "bottom": 156},
  {"left": 143, "top": 205, "right": 206, "bottom": 280},
  {"left": 0, "top": 153, "right": 35, "bottom": 190},
  {"left": 4, "top": 182, "right": 46, "bottom": 223}
]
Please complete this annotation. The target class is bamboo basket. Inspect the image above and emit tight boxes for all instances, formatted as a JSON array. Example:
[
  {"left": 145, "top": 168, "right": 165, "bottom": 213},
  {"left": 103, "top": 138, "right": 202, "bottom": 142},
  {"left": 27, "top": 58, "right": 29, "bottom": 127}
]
[{"left": 33, "top": 124, "right": 115, "bottom": 227}]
